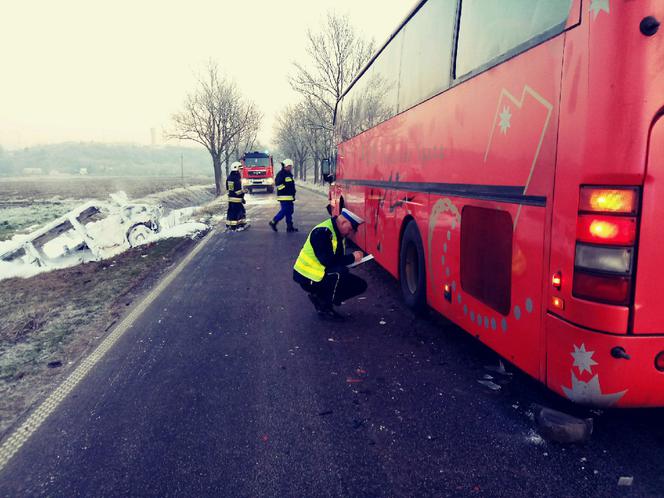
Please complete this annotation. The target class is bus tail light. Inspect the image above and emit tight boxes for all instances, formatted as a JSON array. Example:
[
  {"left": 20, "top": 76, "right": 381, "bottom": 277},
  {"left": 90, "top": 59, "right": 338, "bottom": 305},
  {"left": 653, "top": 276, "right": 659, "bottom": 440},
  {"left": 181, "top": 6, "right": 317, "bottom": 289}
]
[
  {"left": 572, "top": 186, "right": 640, "bottom": 307},
  {"left": 576, "top": 215, "right": 637, "bottom": 245},
  {"left": 573, "top": 272, "right": 631, "bottom": 305},
  {"left": 578, "top": 187, "right": 639, "bottom": 214},
  {"left": 574, "top": 244, "right": 633, "bottom": 274}
]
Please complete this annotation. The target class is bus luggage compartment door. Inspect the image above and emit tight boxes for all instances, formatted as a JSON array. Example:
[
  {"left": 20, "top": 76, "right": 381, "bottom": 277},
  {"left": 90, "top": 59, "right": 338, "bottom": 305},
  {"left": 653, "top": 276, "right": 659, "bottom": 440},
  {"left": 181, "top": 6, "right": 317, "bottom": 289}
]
[{"left": 633, "top": 116, "right": 664, "bottom": 333}]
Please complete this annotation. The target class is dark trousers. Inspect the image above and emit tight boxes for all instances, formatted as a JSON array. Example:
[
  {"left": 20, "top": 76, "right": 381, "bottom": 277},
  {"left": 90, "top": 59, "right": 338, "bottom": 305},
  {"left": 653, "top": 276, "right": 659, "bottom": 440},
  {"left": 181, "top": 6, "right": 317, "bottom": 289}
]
[
  {"left": 226, "top": 202, "right": 246, "bottom": 228},
  {"left": 297, "top": 271, "right": 367, "bottom": 306},
  {"left": 273, "top": 201, "right": 294, "bottom": 226}
]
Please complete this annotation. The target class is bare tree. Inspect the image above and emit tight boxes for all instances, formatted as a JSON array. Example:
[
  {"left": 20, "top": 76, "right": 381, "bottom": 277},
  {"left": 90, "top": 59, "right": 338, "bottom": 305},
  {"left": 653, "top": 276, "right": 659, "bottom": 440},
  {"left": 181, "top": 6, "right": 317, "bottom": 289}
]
[
  {"left": 225, "top": 103, "right": 263, "bottom": 175},
  {"left": 168, "top": 61, "right": 261, "bottom": 196},
  {"left": 289, "top": 12, "right": 374, "bottom": 182},
  {"left": 273, "top": 104, "right": 310, "bottom": 180}
]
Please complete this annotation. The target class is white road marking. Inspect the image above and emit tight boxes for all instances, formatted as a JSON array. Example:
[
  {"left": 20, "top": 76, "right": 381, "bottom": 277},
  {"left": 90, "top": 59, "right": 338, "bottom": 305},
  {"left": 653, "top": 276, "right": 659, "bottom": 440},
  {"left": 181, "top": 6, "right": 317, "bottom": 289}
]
[{"left": 0, "top": 228, "right": 218, "bottom": 473}]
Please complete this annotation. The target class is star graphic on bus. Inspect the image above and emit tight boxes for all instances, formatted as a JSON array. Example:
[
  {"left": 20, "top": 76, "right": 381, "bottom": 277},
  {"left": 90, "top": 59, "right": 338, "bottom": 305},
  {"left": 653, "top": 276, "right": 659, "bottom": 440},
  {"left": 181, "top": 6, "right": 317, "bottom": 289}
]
[
  {"left": 562, "top": 372, "right": 626, "bottom": 407},
  {"left": 589, "top": 0, "right": 610, "bottom": 20},
  {"left": 571, "top": 343, "right": 598, "bottom": 374},
  {"left": 498, "top": 106, "right": 512, "bottom": 134}
]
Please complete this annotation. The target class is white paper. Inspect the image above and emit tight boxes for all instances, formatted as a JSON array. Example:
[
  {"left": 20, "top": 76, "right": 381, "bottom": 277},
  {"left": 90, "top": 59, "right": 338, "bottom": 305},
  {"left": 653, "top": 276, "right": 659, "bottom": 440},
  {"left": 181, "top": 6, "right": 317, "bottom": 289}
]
[{"left": 347, "top": 254, "right": 374, "bottom": 268}]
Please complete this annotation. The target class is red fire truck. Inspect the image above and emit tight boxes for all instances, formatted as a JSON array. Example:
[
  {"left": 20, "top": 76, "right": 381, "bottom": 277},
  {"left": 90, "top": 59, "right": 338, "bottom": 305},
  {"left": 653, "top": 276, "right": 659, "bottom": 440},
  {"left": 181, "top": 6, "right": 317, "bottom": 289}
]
[
  {"left": 240, "top": 151, "right": 275, "bottom": 193},
  {"left": 324, "top": 0, "right": 664, "bottom": 407}
]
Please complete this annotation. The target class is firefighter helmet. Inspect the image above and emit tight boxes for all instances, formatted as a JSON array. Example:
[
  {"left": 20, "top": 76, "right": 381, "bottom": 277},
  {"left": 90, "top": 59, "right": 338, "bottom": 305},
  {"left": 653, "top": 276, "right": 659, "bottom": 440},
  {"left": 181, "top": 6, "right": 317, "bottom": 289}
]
[
  {"left": 230, "top": 161, "right": 242, "bottom": 172},
  {"left": 282, "top": 158, "right": 294, "bottom": 168}
]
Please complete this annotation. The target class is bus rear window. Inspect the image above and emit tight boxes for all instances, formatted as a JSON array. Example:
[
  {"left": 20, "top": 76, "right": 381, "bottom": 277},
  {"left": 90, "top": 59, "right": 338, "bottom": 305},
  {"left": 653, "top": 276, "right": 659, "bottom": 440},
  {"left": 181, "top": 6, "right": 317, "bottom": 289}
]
[
  {"left": 456, "top": 0, "right": 573, "bottom": 77},
  {"left": 460, "top": 206, "right": 513, "bottom": 315}
]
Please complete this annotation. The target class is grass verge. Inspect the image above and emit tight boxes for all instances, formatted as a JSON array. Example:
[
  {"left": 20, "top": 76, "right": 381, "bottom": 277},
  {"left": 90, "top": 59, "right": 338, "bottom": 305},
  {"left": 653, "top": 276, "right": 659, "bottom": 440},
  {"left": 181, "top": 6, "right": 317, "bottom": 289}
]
[{"left": 0, "top": 230, "right": 211, "bottom": 439}]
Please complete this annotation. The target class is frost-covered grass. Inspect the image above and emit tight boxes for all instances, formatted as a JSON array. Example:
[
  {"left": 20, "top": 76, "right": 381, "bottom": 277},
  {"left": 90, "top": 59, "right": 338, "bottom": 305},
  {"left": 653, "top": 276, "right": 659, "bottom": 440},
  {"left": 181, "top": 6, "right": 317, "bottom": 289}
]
[
  {"left": 297, "top": 179, "right": 330, "bottom": 196},
  {"left": 0, "top": 201, "right": 80, "bottom": 241},
  {"left": 0, "top": 237, "right": 197, "bottom": 437}
]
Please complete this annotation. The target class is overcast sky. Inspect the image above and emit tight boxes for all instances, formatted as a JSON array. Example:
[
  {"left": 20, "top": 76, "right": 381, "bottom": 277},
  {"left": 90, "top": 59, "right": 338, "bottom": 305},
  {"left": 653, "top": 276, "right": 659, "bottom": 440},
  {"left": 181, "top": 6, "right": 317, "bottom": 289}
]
[{"left": 0, "top": 0, "right": 413, "bottom": 150}]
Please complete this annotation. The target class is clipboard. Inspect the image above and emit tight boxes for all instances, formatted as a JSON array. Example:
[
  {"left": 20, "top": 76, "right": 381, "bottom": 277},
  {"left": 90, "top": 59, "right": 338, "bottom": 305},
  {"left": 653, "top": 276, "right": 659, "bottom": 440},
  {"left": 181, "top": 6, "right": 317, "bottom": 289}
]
[{"left": 347, "top": 254, "right": 374, "bottom": 268}]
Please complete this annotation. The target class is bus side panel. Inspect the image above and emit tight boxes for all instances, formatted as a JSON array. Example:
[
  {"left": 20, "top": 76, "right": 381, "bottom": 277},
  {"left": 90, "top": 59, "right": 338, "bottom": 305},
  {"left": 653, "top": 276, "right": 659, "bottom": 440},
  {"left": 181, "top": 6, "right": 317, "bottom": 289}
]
[
  {"left": 336, "top": 137, "right": 369, "bottom": 251},
  {"left": 364, "top": 185, "right": 405, "bottom": 279},
  {"left": 338, "top": 35, "right": 565, "bottom": 382},
  {"left": 427, "top": 195, "right": 546, "bottom": 379}
]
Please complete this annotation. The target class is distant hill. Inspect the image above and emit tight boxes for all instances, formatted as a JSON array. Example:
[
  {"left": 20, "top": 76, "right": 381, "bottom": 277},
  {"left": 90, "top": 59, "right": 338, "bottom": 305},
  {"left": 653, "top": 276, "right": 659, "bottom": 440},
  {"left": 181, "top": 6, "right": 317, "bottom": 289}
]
[{"left": 0, "top": 143, "right": 215, "bottom": 177}]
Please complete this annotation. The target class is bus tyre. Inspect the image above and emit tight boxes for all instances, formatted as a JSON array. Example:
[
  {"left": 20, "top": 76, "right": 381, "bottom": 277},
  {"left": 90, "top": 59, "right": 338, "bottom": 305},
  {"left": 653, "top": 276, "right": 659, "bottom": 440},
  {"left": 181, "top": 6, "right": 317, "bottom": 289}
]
[{"left": 399, "top": 221, "right": 427, "bottom": 313}]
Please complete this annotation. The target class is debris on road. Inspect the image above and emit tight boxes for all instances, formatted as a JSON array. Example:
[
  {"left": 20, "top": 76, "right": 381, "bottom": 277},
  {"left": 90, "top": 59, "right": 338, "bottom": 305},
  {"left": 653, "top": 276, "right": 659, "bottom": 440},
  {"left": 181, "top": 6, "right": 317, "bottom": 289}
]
[
  {"left": 525, "top": 429, "right": 545, "bottom": 446},
  {"left": 618, "top": 476, "right": 634, "bottom": 486},
  {"left": 477, "top": 379, "right": 501, "bottom": 391},
  {"left": 534, "top": 405, "right": 593, "bottom": 444}
]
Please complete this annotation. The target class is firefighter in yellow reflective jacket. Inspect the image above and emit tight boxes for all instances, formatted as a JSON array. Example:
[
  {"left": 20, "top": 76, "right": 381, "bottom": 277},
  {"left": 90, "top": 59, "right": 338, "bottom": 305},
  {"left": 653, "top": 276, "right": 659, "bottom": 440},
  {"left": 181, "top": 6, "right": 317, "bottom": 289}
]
[
  {"left": 269, "top": 159, "right": 298, "bottom": 232},
  {"left": 226, "top": 161, "right": 247, "bottom": 231},
  {"left": 293, "top": 208, "right": 368, "bottom": 319}
]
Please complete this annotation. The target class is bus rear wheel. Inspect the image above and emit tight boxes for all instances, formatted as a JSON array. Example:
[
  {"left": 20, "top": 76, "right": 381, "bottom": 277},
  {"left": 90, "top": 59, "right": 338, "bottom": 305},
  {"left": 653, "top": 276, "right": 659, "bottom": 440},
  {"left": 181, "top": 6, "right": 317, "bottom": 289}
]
[{"left": 399, "top": 221, "right": 427, "bottom": 313}]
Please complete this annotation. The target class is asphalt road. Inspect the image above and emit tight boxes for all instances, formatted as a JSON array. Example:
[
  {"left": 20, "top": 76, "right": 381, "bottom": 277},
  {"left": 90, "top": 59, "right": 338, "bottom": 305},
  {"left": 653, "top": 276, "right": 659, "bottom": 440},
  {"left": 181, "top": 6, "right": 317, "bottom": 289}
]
[{"left": 1, "top": 187, "right": 664, "bottom": 497}]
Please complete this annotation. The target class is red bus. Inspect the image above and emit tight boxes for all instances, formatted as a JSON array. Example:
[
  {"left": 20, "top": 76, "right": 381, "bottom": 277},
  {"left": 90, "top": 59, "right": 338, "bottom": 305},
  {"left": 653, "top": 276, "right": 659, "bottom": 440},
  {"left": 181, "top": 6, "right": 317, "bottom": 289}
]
[
  {"left": 323, "top": 0, "right": 664, "bottom": 407},
  {"left": 241, "top": 151, "right": 275, "bottom": 193}
]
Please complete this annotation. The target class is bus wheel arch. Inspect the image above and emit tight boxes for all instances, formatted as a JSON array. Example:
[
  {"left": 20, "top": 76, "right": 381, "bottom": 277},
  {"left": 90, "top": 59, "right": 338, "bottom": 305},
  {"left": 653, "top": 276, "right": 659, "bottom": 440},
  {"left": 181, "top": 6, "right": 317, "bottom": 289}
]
[{"left": 399, "top": 218, "right": 427, "bottom": 313}]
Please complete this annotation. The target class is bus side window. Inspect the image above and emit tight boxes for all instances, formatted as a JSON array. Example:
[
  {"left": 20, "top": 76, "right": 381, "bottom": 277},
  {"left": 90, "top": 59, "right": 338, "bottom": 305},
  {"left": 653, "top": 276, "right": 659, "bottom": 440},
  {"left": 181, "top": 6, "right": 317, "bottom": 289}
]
[
  {"left": 460, "top": 206, "right": 513, "bottom": 315},
  {"left": 398, "top": 0, "right": 456, "bottom": 113},
  {"left": 455, "top": 0, "right": 573, "bottom": 78}
]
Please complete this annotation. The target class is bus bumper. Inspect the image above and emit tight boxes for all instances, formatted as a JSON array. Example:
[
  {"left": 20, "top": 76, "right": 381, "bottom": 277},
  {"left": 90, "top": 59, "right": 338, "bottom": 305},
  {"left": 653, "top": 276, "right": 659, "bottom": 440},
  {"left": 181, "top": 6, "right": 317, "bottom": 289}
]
[{"left": 546, "top": 314, "right": 664, "bottom": 407}]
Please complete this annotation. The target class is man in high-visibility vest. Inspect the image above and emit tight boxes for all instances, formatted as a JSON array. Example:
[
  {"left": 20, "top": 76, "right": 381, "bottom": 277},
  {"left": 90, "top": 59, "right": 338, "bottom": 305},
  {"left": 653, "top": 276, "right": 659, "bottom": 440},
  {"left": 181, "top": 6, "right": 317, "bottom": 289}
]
[
  {"left": 269, "top": 158, "right": 298, "bottom": 232},
  {"left": 293, "top": 208, "right": 368, "bottom": 319},
  {"left": 226, "top": 161, "right": 247, "bottom": 231}
]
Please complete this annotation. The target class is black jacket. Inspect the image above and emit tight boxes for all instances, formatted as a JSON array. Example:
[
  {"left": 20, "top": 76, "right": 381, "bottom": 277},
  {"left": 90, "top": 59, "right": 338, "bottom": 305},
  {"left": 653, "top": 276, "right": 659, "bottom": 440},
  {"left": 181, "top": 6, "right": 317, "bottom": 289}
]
[
  {"left": 293, "top": 216, "right": 354, "bottom": 284},
  {"left": 226, "top": 171, "right": 244, "bottom": 201},
  {"left": 275, "top": 169, "right": 296, "bottom": 200}
]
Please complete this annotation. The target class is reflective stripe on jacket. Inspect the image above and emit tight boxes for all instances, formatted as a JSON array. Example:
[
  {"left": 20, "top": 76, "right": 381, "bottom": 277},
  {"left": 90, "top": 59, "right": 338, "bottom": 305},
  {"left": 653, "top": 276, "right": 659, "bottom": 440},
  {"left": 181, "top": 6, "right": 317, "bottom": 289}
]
[{"left": 275, "top": 169, "right": 296, "bottom": 202}]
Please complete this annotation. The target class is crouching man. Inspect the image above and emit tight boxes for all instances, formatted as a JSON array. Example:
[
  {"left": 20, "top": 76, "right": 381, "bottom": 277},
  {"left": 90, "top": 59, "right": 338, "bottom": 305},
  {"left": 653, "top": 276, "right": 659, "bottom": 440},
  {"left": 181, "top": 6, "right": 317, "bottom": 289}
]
[{"left": 293, "top": 208, "right": 368, "bottom": 319}]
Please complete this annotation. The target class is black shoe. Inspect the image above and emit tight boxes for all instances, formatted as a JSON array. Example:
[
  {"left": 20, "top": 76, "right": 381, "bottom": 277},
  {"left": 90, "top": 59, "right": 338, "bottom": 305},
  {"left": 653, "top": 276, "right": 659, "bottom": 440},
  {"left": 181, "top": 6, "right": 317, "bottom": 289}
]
[
  {"left": 286, "top": 225, "right": 298, "bottom": 233},
  {"left": 269, "top": 220, "right": 278, "bottom": 232}
]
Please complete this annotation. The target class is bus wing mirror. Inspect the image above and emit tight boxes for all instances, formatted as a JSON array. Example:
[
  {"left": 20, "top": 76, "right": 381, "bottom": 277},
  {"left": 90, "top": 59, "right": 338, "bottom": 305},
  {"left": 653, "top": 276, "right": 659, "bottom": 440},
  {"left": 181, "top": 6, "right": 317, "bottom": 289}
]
[{"left": 321, "top": 158, "right": 334, "bottom": 183}]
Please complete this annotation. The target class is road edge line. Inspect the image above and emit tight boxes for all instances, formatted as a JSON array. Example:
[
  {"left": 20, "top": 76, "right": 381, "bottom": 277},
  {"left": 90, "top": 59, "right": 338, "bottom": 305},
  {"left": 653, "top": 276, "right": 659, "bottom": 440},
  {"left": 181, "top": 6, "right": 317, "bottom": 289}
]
[{"left": 0, "top": 228, "right": 217, "bottom": 473}]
